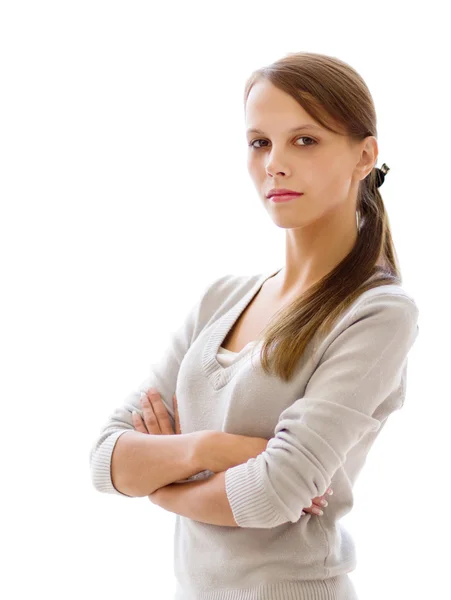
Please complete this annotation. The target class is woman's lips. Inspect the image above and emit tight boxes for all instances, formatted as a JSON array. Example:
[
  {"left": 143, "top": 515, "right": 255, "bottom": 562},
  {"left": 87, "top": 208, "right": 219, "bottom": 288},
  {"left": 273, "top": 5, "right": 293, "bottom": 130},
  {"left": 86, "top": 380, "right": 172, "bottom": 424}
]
[{"left": 269, "top": 193, "right": 304, "bottom": 203}]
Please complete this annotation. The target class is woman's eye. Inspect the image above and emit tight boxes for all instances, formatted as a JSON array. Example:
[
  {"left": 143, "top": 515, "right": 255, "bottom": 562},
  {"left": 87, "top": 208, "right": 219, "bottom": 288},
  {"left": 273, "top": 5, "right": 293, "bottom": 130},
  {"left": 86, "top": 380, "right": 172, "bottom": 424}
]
[
  {"left": 295, "top": 136, "right": 316, "bottom": 147},
  {"left": 248, "top": 136, "right": 316, "bottom": 149}
]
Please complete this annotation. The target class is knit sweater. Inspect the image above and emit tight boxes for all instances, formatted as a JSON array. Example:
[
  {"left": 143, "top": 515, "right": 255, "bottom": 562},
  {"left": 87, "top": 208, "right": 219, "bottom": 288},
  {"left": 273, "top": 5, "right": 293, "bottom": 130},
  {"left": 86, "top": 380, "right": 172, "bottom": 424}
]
[{"left": 89, "top": 266, "right": 419, "bottom": 600}]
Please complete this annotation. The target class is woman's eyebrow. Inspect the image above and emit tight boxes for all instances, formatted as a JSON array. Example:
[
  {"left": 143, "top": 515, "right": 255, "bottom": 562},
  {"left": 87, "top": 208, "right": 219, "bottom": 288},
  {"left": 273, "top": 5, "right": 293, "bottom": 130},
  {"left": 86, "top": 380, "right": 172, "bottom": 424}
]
[{"left": 246, "top": 124, "right": 323, "bottom": 135}]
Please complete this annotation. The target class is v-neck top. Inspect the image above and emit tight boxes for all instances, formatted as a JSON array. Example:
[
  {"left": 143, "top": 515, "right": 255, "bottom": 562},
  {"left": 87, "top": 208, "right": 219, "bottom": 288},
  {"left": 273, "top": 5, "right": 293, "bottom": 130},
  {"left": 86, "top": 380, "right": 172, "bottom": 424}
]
[
  {"left": 90, "top": 266, "right": 419, "bottom": 600},
  {"left": 201, "top": 266, "right": 282, "bottom": 390},
  {"left": 215, "top": 266, "right": 285, "bottom": 363},
  {"left": 217, "top": 341, "right": 255, "bottom": 358}
]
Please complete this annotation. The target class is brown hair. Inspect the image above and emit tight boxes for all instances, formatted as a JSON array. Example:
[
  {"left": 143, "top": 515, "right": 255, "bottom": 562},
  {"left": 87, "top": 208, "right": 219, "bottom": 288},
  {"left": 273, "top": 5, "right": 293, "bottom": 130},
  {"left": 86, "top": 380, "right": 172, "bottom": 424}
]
[{"left": 245, "top": 51, "right": 402, "bottom": 382}]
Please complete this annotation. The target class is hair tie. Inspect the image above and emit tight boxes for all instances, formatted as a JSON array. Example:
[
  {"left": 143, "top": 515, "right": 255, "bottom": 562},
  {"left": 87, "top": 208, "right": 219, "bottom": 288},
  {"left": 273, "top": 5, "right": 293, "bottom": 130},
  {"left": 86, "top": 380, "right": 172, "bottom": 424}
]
[{"left": 375, "top": 163, "right": 390, "bottom": 188}]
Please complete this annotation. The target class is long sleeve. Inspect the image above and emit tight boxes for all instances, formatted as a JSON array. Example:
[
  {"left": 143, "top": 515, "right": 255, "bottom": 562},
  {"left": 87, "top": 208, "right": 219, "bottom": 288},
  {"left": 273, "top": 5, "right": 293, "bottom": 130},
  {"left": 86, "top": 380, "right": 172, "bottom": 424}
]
[
  {"left": 224, "top": 292, "right": 419, "bottom": 528},
  {"left": 89, "top": 273, "right": 229, "bottom": 496}
]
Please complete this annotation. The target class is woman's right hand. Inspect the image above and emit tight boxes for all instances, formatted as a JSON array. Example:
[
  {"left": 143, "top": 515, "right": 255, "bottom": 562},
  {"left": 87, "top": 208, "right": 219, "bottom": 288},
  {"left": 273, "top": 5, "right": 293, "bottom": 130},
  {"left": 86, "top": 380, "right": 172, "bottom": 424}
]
[
  {"left": 304, "top": 488, "right": 333, "bottom": 516},
  {"left": 197, "top": 431, "right": 333, "bottom": 516}
]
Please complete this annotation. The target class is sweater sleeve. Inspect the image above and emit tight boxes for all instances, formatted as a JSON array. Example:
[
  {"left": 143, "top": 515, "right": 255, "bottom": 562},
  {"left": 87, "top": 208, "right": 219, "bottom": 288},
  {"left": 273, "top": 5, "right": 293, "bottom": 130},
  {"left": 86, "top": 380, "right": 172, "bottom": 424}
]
[
  {"left": 89, "top": 274, "right": 229, "bottom": 497},
  {"left": 224, "top": 293, "right": 419, "bottom": 528}
]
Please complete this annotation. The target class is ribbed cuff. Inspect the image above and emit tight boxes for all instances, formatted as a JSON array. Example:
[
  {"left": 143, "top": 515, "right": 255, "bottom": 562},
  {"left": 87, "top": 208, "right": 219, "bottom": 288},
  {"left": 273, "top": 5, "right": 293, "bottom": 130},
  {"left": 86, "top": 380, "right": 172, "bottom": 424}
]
[
  {"left": 90, "top": 429, "right": 132, "bottom": 496},
  {"left": 178, "top": 574, "right": 358, "bottom": 600},
  {"left": 225, "top": 457, "right": 288, "bottom": 528}
]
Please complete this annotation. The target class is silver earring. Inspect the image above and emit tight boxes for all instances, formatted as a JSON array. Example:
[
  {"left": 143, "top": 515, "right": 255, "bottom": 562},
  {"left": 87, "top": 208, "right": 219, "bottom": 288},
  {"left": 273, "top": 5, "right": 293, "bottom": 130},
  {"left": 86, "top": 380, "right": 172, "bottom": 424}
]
[{"left": 356, "top": 210, "right": 360, "bottom": 232}]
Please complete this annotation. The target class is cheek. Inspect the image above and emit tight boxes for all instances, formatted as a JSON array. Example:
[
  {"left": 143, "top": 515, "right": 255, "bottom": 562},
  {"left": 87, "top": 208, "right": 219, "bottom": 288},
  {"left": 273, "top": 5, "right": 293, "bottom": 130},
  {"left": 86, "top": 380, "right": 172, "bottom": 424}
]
[
  {"left": 313, "top": 176, "right": 351, "bottom": 217},
  {"left": 247, "top": 155, "right": 265, "bottom": 183},
  {"left": 247, "top": 153, "right": 258, "bottom": 173},
  {"left": 328, "top": 170, "right": 352, "bottom": 196},
  {"left": 314, "top": 166, "right": 344, "bottom": 193}
]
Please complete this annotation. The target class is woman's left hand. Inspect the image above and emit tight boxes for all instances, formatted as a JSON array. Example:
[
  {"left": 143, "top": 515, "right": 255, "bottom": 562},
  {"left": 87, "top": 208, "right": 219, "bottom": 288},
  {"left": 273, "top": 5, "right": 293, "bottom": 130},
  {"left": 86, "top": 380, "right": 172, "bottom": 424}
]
[
  {"left": 132, "top": 389, "right": 181, "bottom": 503},
  {"left": 132, "top": 388, "right": 181, "bottom": 435}
]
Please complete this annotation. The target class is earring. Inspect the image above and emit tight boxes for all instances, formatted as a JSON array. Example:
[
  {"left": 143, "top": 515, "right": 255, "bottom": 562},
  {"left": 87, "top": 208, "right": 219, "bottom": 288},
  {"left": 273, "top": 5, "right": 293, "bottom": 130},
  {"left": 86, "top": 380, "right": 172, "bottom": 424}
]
[{"left": 356, "top": 210, "right": 360, "bottom": 232}]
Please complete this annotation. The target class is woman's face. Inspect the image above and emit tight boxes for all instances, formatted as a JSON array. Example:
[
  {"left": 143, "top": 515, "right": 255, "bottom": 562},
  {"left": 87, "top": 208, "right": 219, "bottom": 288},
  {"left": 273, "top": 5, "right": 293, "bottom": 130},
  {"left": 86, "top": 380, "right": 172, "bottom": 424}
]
[{"left": 245, "top": 79, "right": 374, "bottom": 229}]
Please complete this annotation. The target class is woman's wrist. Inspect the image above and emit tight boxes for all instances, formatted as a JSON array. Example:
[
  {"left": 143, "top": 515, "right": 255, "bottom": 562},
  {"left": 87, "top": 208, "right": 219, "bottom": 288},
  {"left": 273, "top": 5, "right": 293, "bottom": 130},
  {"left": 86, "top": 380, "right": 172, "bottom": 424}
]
[
  {"left": 193, "top": 430, "right": 221, "bottom": 472},
  {"left": 195, "top": 430, "right": 269, "bottom": 474}
]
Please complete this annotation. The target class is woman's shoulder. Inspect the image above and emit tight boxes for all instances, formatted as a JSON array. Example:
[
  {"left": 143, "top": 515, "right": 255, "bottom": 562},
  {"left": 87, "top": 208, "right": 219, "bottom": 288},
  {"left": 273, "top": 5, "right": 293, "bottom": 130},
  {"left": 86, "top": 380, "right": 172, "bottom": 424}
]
[{"left": 355, "top": 281, "right": 418, "bottom": 316}]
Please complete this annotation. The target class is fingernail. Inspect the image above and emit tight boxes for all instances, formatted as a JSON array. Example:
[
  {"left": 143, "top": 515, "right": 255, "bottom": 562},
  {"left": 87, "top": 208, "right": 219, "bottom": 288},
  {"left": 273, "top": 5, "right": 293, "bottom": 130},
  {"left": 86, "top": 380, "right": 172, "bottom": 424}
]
[
  {"left": 314, "top": 507, "right": 323, "bottom": 515},
  {"left": 327, "top": 488, "right": 334, "bottom": 495},
  {"left": 320, "top": 499, "right": 328, "bottom": 507}
]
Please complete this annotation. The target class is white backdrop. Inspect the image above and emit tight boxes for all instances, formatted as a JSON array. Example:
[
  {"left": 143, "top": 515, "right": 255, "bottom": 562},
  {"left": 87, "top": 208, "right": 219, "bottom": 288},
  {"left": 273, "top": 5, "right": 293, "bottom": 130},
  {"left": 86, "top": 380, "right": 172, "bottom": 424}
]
[{"left": 1, "top": 1, "right": 449, "bottom": 599}]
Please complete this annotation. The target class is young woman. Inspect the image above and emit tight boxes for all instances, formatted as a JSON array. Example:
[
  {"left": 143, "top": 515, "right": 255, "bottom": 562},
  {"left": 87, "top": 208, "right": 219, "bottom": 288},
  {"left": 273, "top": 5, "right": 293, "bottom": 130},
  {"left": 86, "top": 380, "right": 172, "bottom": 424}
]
[{"left": 90, "top": 51, "right": 419, "bottom": 600}]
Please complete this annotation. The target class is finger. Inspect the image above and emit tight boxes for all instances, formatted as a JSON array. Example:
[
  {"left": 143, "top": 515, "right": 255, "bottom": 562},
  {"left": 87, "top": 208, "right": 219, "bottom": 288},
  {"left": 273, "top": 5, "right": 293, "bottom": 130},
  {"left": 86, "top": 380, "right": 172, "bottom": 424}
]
[
  {"left": 303, "top": 505, "right": 324, "bottom": 516},
  {"left": 311, "top": 495, "right": 328, "bottom": 506},
  {"left": 303, "top": 498, "right": 325, "bottom": 515},
  {"left": 147, "top": 389, "right": 174, "bottom": 435},
  {"left": 140, "top": 393, "right": 161, "bottom": 434},
  {"left": 132, "top": 410, "right": 149, "bottom": 434},
  {"left": 173, "top": 394, "right": 181, "bottom": 435}
]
